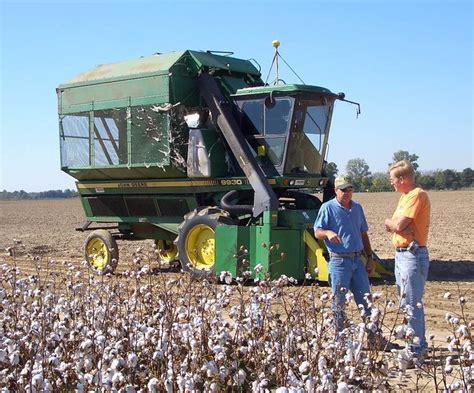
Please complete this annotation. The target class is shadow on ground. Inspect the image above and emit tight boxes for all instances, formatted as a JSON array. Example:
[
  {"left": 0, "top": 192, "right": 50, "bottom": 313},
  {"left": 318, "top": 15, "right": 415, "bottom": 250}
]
[{"left": 375, "top": 258, "right": 474, "bottom": 282}]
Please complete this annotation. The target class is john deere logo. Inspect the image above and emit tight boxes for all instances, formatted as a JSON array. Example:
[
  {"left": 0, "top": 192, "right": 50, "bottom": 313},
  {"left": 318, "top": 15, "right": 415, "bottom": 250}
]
[{"left": 118, "top": 182, "right": 148, "bottom": 188}]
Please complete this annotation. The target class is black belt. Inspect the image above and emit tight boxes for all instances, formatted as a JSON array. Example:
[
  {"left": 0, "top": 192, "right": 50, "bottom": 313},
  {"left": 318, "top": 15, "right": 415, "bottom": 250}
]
[
  {"left": 396, "top": 246, "right": 427, "bottom": 252},
  {"left": 330, "top": 251, "right": 363, "bottom": 258}
]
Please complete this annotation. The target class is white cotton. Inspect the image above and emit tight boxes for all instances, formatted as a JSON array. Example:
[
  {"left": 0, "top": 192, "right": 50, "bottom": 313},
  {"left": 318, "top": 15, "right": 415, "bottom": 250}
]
[
  {"left": 128, "top": 353, "right": 138, "bottom": 368},
  {"left": 299, "top": 361, "right": 310, "bottom": 374},
  {"left": 147, "top": 377, "right": 159, "bottom": 392},
  {"left": 233, "top": 369, "right": 246, "bottom": 386},
  {"left": 337, "top": 382, "right": 350, "bottom": 393}
]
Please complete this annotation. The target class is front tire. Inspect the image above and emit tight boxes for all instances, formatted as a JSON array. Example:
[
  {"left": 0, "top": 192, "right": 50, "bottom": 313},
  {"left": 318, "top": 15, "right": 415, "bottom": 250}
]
[
  {"left": 155, "top": 240, "right": 178, "bottom": 263},
  {"left": 176, "top": 207, "right": 234, "bottom": 277},
  {"left": 84, "top": 229, "right": 118, "bottom": 275}
]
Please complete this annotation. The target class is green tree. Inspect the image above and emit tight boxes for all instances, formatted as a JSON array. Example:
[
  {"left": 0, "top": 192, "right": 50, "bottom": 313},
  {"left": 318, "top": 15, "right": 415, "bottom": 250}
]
[
  {"left": 417, "top": 173, "right": 436, "bottom": 190},
  {"left": 346, "top": 158, "right": 371, "bottom": 191},
  {"left": 324, "top": 161, "right": 339, "bottom": 181},
  {"left": 390, "top": 150, "right": 419, "bottom": 170},
  {"left": 441, "top": 169, "right": 460, "bottom": 189},
  {"left": 460, "top": 168, "right": 474, "bottom": 187},
  {"left": 371, "top": 173, "right": 392, "bottom": 191}
]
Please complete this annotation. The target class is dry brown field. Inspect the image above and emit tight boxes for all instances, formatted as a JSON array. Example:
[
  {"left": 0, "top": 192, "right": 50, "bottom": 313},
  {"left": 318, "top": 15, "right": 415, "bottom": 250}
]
[{"left": 1, "top": 190, "right": 473, "bottom": 346}]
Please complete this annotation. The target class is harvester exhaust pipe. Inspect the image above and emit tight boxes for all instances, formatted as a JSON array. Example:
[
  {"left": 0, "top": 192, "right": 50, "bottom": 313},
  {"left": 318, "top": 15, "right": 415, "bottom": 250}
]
[{"left": 198, "top": 72, "right": 279, "bottom": 217}]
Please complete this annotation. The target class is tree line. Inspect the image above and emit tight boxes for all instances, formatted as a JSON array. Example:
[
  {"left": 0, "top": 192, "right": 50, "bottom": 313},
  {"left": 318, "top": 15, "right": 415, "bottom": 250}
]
[
  {"left": 0, "top": 189, "right": 78, "bottom": 200},
  {"left": 326, "top": 150, "right": 474, "bottom": 192}
]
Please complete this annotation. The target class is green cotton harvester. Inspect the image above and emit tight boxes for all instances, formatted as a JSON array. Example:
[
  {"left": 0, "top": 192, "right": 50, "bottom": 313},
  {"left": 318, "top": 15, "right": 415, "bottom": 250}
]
[{"left": 57, "top": 42, "right": 390, "bottom": 281}]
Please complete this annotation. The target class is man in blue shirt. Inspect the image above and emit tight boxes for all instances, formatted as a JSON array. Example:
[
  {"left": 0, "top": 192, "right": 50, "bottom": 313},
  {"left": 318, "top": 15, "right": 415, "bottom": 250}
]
[{"left": 314, "top": 175, "right": 375, "bottom": 332}]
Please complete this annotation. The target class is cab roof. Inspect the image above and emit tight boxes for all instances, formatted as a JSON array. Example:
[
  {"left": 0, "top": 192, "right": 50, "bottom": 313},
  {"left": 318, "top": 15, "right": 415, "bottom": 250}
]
[{"left": 233, "top": 84, "right": 336, "bottom": 97}]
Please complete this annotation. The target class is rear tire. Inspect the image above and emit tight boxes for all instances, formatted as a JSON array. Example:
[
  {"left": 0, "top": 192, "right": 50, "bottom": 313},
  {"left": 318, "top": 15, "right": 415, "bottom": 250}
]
[
  {"left": 84, "top": 229, "right": 118, "bottom": 275},
  {"left": 176, "top": 207, "right": 234, "bottom": 278}
]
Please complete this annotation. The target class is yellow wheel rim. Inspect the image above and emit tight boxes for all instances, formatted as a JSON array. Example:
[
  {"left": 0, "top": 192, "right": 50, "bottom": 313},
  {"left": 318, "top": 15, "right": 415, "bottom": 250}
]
[
  {"left": 86, "top": 238, "right": 108, "bottom": 270},
  {"left": 156, "top": 240, "right": 178, "bottom": 262},
  {"left": 185, "top": 224, "right": 215, "bottom": 270}
]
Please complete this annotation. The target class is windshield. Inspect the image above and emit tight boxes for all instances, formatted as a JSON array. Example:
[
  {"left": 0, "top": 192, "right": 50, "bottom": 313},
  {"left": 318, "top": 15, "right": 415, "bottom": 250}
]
[
  {"left": 285, "top": 97, "right": 333, "bottom": 174},
  {"left": 240, "top": 97, "right": 294, "bottom": 166}
]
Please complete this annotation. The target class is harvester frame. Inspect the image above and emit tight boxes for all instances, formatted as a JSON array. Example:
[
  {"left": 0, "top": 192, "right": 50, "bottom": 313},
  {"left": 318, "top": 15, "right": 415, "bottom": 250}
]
[{"left": 57, "top": 48, "right": 390, "bottom": 281}]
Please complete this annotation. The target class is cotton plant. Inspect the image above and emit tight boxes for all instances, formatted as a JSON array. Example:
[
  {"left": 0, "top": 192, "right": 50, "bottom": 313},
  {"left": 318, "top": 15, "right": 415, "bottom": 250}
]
[{"left": 0, "top": 258, "right": 472, "bottom": 391}]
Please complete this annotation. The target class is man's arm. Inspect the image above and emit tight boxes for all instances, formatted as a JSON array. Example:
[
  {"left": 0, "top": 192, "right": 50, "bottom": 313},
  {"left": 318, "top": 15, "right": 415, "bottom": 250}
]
[
  {"left": 361, "top": 232, "right": 375, "bottom": 274},
  {"left": 315, "top": 228, "right": 342, "bottom": 244},
  {"left": 384, "top": 216, "right": 412, "bottom": 234}
]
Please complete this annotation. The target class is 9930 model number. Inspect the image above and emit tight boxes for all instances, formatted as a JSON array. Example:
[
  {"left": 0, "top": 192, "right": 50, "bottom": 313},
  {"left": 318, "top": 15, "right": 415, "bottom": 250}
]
[{"left": 220, "top": 179, "right": 243, "bottom": 186}]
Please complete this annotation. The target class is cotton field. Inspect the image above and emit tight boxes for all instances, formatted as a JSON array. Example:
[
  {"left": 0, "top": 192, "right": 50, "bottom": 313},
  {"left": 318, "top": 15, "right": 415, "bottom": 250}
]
[{"left": 0, "top": 253, "right": 472, "bottom": 392}]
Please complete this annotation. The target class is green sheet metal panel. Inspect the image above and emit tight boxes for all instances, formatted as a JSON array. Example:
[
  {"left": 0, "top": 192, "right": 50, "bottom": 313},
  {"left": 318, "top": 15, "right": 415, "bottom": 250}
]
[
  {"left": 215, "top": 225, "right": 251, "bottom": 278},
  {"left": 58, "top": 50, "right": 261, "bottom": 114},
  {"left": 59, "top": 51, "right": 187, "bottom": 88},
  {"left": 277, "top": 209, "right": 319, "bottom": 229},
  {"left": 59, "top": 74, "right": 171, "bottom": 114},
  {"left": 188, "top": 50, "right": 261, "bottom": 76},
  {"left": 268, "top": 228, "right": 305, "bottom": 280}
]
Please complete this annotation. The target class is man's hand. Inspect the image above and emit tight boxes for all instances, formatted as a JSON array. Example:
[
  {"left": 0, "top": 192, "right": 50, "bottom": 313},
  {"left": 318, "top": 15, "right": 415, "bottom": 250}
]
[
  {"left": 326, "top": 230, "right": 342, "bottom": 244},
  {"left": 366, "top": 256, "right": 375, "bottom": 274},
  {"left": 315, "top": 229, "right": 342, "bottom": 244}
]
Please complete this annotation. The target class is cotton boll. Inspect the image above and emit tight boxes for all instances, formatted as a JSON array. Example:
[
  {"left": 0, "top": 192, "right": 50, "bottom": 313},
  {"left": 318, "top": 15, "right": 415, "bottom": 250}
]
[
  {"left": 112, "top": 371, "right": 125, "bottom": 386},
  {"left": 111, "top": 357, "right": 125, "bottom": 371},
  {"left": 299, "top": 361, "right": 310, "bottom": 374},
  {"left": 405, "top": 328, "right": 415, "bottom": 339},
  {"left": 444, "top": 365, "right": 453, "bottom": 374},
  {"left": 219, "top": 366, "right": 229, "bottom": 380},
  {"left": 125, "top": 384, "right": 136, "bottom": 393},
  {"left": 233, "top": 369, "right": 246, "bottom": 386},
  {"left": 337, "top": 382, "right": 349, "bottom": 393},
  {"left": 147, "top": 378, "right": 159, "bottom": 392},
  {"left": 9, "top": 351, "right": 19, "bottom": 365},
  {"left": 456, "top": 325, "right": 469, "bottom": 338},
  {"left": 31, "top": 372, "right": 44, "bottom": 390},
  {"left": 80, "top": 339, "right": 93, "bottom": 352}
]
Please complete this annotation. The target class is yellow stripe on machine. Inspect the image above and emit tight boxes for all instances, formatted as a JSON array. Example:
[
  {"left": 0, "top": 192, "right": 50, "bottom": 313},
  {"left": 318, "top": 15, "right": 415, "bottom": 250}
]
[{"left": 77, "top": 178, "right": 277, "bottom": 189}]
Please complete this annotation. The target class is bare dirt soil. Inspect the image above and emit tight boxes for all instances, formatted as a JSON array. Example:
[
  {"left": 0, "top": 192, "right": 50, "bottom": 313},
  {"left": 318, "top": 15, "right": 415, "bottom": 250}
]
[{"left": 1, "top": 190, "right": 473, "bottom": 348}]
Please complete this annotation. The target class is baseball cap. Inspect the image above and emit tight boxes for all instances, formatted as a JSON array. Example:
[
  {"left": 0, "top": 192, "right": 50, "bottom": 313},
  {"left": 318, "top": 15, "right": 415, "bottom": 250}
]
[{"left": 334, "top": 175, "right": 353, "bottom": 190}]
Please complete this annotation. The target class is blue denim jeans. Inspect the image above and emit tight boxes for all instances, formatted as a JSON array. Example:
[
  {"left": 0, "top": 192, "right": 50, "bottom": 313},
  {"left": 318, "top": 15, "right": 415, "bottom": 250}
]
[
  {"left": 395, "top": 248, "right": 430, "bottom": 355},
  {"left": 328, "top": 256, "right": 372, "bottom": 331}
]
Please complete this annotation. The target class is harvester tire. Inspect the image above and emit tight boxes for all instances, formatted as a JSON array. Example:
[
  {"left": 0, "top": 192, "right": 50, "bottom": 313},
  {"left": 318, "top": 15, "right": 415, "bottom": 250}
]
[
  {"left": 176, "top": 207, "right": 234, "bottom": 278},
  {"left": 155, "top": 240, "right": 178, "bottom": 264},
  {"left": 84, "top": 229, "right": 119, "bottom": 275}
]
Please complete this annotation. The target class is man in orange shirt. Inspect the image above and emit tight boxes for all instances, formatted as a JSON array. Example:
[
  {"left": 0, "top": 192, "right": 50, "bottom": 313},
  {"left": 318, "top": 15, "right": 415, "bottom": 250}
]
[{"left": 385, "top": 160, "right": 431, "bottom": 360}]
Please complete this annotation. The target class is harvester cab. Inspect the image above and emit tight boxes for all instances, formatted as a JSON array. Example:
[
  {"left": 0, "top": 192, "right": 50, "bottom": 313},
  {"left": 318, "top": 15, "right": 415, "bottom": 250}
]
[{"left": 57, "top": 44, "right": 390, "bottom": 281}]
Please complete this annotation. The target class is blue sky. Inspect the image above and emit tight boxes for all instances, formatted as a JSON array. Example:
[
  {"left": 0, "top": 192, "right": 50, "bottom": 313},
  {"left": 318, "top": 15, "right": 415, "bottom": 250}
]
[{"left": 1, "top": 0, "right": 472, "bottom": 191}]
